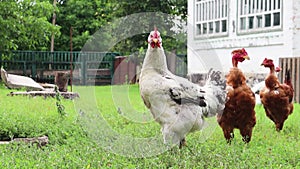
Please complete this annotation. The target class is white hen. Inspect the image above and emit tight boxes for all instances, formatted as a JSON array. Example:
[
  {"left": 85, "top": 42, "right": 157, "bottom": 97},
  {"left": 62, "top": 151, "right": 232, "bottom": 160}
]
[{"left": 139, "top": 28, "right": 227, "bottom": 148}]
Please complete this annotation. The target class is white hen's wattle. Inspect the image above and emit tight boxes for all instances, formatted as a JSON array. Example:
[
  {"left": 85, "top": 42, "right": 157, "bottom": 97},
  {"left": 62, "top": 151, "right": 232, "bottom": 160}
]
[{"left": 139, "top": 29, "right": 226, "bottom": 148}]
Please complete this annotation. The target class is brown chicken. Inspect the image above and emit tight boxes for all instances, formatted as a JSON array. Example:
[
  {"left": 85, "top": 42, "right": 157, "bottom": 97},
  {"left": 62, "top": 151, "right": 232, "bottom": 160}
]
[
  {"left": 260, "top": 58, "right": 294, "bottom": 131},
  {"left": 217, "top": 48, "right": 256, "bottom": 143}
]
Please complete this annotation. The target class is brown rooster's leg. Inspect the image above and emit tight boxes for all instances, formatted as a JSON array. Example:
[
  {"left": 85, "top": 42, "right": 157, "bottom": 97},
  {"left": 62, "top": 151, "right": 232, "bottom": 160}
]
[
  {"left": 276, "top": 123, "right": 284, "bottom": 131},
  {"left": 242, "top": 136, "right": 251, "bottom": 143},
  {"left": 223, "top": 128, "right": 234, "bottom": 144},
  {"left": 240, "top": 128, "right": 252, "bottom": 143},
  {"left": 179, "top": 138, "right": 186, "bottom": 149}
]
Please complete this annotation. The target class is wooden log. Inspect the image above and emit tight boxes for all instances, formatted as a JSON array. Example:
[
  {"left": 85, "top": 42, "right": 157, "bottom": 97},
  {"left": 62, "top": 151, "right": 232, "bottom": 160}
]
[
  {"left": 0, "top": 136, "right": 48, "bottom": 148},
  {"left": 8, "top": 91, "right": 79, "bottom": 99}
]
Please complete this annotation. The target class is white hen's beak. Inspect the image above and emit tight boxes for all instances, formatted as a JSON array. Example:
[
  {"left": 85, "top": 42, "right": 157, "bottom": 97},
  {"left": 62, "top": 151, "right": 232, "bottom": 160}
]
[{"left": 153, "top": 38, "right": 158, "bottom": 43}]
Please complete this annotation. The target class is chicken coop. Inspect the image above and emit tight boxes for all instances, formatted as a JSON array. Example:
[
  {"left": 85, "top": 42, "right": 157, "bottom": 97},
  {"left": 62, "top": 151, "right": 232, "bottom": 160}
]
[{"left": 188, "top": 0, "right": 300, "bottom": 102}]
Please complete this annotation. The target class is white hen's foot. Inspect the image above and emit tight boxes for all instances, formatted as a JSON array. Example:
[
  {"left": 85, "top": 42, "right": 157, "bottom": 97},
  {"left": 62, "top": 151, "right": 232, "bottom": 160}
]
[{"left": 179, "top": 138, "right": 186, "bottom": 149}]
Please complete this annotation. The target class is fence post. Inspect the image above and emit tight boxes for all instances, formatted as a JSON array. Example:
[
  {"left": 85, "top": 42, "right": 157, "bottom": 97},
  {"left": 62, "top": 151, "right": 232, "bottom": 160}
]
[
  {"left": 82, "top": 53, "right": 86, "bottom": 85},
  {"left": 23, "top": 62, "right": 26, "bottom": 75},
  {"left": 0, "top": 51, "right": 2, "bottom": 67},
  {"left": 113, "top": 56, "right": 125, "bottom": 84},
  {"left": 110, "top": 54, "right": 115, "bottom": 81},
  {"left": 31, "top": 51, "right": 37, "bottom": 79}
]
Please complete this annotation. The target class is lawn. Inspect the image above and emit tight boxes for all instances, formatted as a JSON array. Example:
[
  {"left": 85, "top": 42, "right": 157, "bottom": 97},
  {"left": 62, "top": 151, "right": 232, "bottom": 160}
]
[{"left": 0, "top": 83, "right": 299, "bottom": 168}]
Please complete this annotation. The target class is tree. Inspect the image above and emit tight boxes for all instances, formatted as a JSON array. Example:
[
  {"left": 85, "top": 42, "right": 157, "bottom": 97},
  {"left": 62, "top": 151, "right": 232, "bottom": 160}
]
[
  {"left": 0, "top": 0, "right": 60, "bottom": 51},
  {"left": 54, "top": 0, "right": 116, "bottom": 51},
  {"left": 110, "top": 0, "right": 188, "bottom": 61},
  {"left": 0, "top": 0, "right": 188, "bottom": 52},
  {"left": 53, "top": 0, "right": 187, "bottom": 54}
]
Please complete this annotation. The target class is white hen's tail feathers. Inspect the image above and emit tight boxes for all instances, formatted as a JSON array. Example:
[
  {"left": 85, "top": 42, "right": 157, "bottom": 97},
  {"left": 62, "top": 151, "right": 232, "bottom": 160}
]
[
  {"left": 206, "top": 69, "right": 227, "bottom": 90},
  {"left": 201, "top": 68, "right": 227, "bottom": 117}
]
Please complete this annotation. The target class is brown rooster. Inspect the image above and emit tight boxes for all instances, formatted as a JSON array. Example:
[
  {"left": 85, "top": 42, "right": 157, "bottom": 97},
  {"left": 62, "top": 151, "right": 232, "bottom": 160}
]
[
  {"left": 217, "top": 48, "right": 256, "bottom": 143},
  {"left": 260, "top": 58, "right": 294, "bottom": 131}
]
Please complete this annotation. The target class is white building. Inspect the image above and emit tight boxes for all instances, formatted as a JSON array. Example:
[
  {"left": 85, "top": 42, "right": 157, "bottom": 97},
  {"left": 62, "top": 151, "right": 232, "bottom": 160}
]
[{"left": 187, "top": 0, "right": 300, "bottom": 76}]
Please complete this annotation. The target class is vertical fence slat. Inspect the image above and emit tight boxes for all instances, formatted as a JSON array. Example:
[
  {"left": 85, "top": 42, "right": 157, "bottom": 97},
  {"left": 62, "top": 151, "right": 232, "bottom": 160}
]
[
  {"left": 279, "top": 57, "right": 299, "bottom": 103},
  {"left": 278, "top": 58, "right": 282, "bottom": 82},
  {"left": 296, "top": 58, "right": 300, "bottom": 103},
  {"left": 282, "top": 57, "right": 287, "bottom": 83}
]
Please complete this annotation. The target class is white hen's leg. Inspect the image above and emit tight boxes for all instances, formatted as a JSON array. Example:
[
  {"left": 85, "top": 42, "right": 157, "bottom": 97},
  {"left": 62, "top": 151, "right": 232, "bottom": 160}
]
[{"left": 162, "top": 126, "right": 181, "bottom": 148}]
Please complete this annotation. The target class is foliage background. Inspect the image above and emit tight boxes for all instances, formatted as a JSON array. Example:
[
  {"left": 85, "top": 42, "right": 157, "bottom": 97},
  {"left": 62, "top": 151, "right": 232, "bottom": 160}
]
[
  {"left": 0, "top": 0, "right": 187, "bottom": 55},
  {"left": 0, "top": 0, "right": 59, "bottom": 51}
]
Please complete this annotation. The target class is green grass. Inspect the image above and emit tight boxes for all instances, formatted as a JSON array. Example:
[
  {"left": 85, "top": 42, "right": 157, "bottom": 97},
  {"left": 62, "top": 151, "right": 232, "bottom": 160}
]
[{"left": 0, "top": 83, "right": 299, "bottom": 168}]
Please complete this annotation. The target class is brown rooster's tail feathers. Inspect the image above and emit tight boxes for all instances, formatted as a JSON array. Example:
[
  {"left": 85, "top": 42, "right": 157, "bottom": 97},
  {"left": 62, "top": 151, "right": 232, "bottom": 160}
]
[
  {"left": 284, "top": 69, "right": 291, "bottom": 82},
  {"left": 284, "top": 69, "right": 293, "bottom": 88},
  {"left": 284, "top": 69, "right": 294, "bottom": 103}
]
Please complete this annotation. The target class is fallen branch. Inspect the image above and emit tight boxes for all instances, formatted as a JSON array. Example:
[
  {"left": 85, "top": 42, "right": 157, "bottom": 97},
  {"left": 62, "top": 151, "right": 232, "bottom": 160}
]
[
  {"left": 8, "top": 91, "right": 79, "bottom": 99},
  {"left": 0, "top": 136, "right": 49, "bottom": 148}
]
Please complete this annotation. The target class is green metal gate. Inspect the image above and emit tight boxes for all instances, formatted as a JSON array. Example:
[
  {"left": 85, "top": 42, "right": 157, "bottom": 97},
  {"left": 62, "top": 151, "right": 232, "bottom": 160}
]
[
  {"left": 0, "top": 51, "right": 187, "bottom": 85},
  {"left": 0, "top": 51, "right": 120, "bottom": 85}
]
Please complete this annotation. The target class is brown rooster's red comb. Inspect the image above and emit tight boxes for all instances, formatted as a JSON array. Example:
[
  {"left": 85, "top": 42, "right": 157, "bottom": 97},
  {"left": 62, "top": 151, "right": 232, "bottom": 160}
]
[
  {"left": 275, "top": 66, "right": 282, "bottom": 72},
  {"left": 231, "top": 48, "right": 247, "bottom": 55}
]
